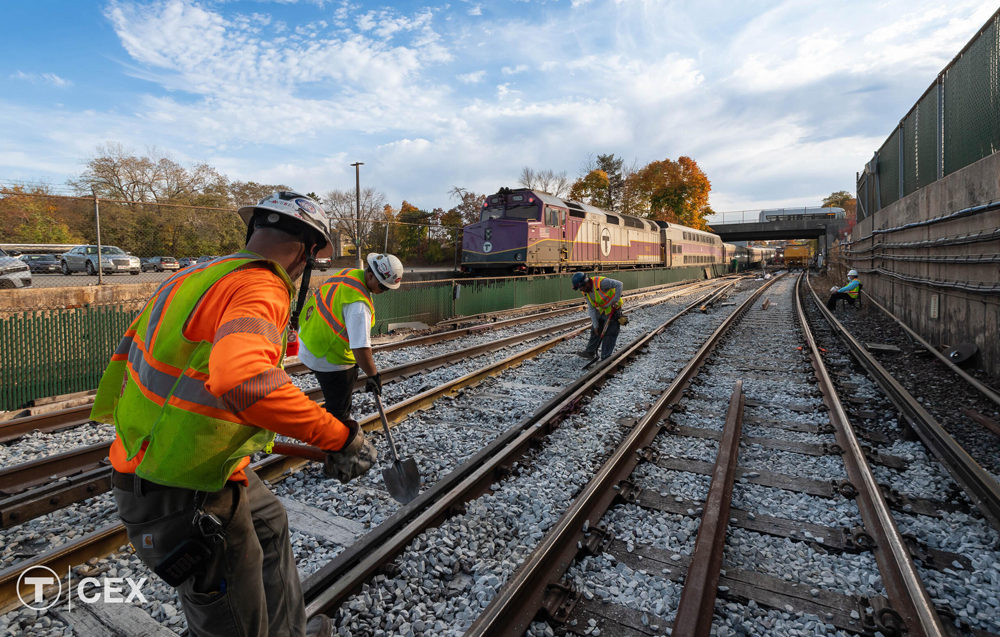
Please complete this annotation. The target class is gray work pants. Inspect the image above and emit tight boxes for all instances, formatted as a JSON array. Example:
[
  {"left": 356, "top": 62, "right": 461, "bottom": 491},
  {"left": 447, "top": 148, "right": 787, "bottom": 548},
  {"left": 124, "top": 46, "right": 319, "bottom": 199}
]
[
  {"left": 113, "top": 469, "right": 306, "bottom": 637},
  {"left": 584, "top": 314, "right": 621, "bottom": 360}
]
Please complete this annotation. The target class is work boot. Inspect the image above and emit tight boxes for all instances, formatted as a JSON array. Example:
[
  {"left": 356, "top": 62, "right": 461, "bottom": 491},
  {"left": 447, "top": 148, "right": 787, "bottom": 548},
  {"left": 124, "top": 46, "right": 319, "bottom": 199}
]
[
  {"left": 306, "top": 614, "right": 334, "bottom": 637},
  {"left": 576, "top": 351, "right": 594, "bottom": 358}
]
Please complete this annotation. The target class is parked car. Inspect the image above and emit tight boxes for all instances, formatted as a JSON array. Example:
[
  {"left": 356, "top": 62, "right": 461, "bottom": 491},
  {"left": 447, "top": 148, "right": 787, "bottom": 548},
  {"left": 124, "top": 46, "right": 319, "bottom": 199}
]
[
  {"left": 20, "top": 254, "right": 61, "bottom": 274},
  {"left": 314, "top": 257, "right": 331, "bottom": 271},
  {"left": 0, "top": 248, "right": 32, "bottom": 289},
  {"left": 177, "top": 257, "right": 197, "bottom": 268},
  {"left": 141, "top": 256, "right": 180, "bottom": 272},
  {"left": 197, "top": 255, "right": 220, "bottom": 264},
  {"left": 60, "top": 245, "right": 141, "bottom": 275}
]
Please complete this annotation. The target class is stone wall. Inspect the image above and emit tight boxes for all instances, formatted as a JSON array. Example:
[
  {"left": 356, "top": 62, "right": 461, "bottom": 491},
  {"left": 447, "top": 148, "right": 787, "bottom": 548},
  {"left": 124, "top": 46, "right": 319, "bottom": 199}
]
[{"left": 852, "top": 152, "right": 1000, "bottom": 377}]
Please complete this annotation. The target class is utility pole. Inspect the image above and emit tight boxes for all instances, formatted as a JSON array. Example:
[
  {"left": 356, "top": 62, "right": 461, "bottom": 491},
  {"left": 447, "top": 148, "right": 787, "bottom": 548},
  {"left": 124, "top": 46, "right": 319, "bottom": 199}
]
[
  {"left": 351, "top": 162, "right": 364, "bottom": 269},
  {"left": 93, "top": 189, "right": 104, "bottom": 285}
]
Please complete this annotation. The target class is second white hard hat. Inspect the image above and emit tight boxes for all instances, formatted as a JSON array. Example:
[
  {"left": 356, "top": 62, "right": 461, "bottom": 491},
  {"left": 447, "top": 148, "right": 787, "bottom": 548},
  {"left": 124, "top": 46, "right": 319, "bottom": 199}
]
[
  {"left": 848, "top": 269, "right": 859, "bottom": 277},
  {"left": 366, "top": 253, "right": 404, "bottom": 290}
]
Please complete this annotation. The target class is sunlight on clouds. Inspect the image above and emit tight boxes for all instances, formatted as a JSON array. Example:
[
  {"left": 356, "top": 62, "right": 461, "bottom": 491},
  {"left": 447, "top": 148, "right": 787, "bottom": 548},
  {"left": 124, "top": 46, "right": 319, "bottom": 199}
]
[{"left": 457, "top": 70, "right": 487, "bottom": 84}]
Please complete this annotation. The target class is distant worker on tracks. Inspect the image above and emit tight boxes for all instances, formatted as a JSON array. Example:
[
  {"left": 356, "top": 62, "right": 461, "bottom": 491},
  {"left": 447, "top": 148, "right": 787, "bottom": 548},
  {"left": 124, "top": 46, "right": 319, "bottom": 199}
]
[
  {"left": 572, "top": 272, "right": 626, "bottom": 361},
  {"left": 91, "top": 191, "right": 377, "bottom": 637},
  {"left": 827, "top": 269, "right": 861, "bottom": 310},
  {"left": 298, "top": 252, "right": 404, "bottom": 417}
]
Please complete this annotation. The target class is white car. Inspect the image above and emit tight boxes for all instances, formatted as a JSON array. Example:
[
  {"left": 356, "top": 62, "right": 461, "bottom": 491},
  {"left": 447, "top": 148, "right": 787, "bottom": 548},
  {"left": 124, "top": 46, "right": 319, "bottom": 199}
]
[
  {"left": 60, "top": 245, "right": 141, "bottom": 275},
  {"left": 0, "top": 248, "right": 32, "bottom": 289}
]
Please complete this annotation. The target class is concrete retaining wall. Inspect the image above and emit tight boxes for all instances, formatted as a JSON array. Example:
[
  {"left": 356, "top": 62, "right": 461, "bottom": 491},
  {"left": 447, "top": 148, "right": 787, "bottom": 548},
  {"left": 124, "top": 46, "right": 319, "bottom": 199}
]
[{"left": 853, "top": 152, "right": 1000, "bottom": 377}]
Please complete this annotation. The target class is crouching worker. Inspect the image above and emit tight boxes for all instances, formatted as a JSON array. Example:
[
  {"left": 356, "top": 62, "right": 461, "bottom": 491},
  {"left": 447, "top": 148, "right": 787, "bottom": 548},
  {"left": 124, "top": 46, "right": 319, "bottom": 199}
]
[
  {"left": 298, "top": 252, "right": 404, "bottom": 419},
  {"left": 827, "top": 269, "right": 861, "bottom": 310},
  {"left": 92, "top": 192, "right": 377, "bottom": 637},
  {"left": 572, "top": 272, "right": 626, "bottom": 361}
]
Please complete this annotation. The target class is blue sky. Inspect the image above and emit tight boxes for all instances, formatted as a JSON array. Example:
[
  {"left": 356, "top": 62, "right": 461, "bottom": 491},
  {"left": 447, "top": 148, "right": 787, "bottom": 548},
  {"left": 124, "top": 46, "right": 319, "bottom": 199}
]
[{"left": 0, "top": 0, "right": 994, "bottom": 212}]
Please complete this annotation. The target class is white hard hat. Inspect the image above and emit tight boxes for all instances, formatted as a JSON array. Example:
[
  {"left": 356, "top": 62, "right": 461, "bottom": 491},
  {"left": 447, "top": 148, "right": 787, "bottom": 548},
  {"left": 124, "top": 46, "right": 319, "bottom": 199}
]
[
  {"left": 238, "top": 191, "right": 335, "bottom": 258},
  {"left": 848, "top": 270, "right": 858, "bottom": 277},
  {"left": 366, "top": 253, "right": 403, "bottom": 290}
]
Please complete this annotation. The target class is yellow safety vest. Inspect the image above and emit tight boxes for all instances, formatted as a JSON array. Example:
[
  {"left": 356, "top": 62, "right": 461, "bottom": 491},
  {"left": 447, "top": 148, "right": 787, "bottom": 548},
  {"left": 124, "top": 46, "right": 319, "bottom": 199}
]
[
  {"left": 90, "top": 253, "right": 294, "bottom": 491},
  {"left": 584, "top": 276, "right": 622, "bottom": 315},
  {"left": 298, "top": 269, "right": 375, "bottom": 366}
]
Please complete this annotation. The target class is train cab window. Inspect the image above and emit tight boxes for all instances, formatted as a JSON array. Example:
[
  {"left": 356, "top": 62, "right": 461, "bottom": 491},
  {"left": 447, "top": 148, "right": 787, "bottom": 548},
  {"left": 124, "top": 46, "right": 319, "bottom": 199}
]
[
  {"left": 505, "top": 205, "right": 540, "bottom": 220},
  {"left": 480, "top": 207, "right": 503, "bottom": 222}
]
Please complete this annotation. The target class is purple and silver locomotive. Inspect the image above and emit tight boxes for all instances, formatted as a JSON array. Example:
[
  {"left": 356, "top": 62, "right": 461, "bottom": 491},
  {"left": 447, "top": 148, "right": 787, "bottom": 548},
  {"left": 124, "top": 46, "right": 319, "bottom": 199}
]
[{"left": 461, "top": 187, "right": 730, "bottom": 274}]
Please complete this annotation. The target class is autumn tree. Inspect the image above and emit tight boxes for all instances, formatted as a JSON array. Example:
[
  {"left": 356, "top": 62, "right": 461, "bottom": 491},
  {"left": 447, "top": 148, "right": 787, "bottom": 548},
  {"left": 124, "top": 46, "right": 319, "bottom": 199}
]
[
  {"left": 230, "top": 181, "right": 292, "bottom": 207},
  {"left": 568, "top": 170, "right": 611, "bottom": 207},
  {"left": 447, "top": 187, "right": 486, "bottom": 226},
  {"left": 823, "top": 190, "right": 857, "bottom": 238},
  {"left": 0, "top": 186, "right": 84, "bottom": 244},
  {"left": 633, "top": 156, "right": 712, "bottom": 230}
]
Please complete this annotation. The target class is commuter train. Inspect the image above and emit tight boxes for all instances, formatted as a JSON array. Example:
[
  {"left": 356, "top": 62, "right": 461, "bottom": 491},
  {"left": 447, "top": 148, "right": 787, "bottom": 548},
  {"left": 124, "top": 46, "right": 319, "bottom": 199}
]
[{"left": 461, "top": 188, "right": 765, "bottom": 275}]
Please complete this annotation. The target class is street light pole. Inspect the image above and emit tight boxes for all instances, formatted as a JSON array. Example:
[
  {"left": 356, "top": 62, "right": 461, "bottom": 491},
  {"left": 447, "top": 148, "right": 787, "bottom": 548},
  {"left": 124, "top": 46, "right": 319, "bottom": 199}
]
[{"left": 351, "top": 162, "right": 364, "bottom": 269}]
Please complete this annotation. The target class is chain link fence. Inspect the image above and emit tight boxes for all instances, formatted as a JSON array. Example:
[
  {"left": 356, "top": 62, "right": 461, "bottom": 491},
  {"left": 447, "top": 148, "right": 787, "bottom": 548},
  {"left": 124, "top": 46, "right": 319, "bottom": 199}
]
[{"left": 858, "top": 8, "right": 1000, "bottom": 212}]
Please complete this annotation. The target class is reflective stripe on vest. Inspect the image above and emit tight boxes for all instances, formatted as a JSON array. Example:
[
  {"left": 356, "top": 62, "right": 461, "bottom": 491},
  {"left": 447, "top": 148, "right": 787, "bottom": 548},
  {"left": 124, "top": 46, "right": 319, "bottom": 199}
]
[
  {"left": 90, "top": 253, "right": 295, "bottom": 491},
  {"left": 298, "top": 269, "right": 375, "bottom": 367},
  {"left": 584, "top": 276, "right": 621, "bottom": 315}
]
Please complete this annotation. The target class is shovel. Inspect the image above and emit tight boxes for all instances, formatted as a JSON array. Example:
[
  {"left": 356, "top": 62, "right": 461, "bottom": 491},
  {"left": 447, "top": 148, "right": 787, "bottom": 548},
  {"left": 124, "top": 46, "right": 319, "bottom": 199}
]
[{"left": 373, "top": 392, "right": 421, "bottom": 504}]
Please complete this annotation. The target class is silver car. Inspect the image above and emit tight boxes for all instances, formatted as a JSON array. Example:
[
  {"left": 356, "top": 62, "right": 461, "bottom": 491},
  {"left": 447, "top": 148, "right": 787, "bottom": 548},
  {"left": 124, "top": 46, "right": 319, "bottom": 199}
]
[
  {"left": 61, "top": 245, "right": 141, "bottom": 275},
  {"left": 0, "top": 248, "right": 32, "bottom": 289}
]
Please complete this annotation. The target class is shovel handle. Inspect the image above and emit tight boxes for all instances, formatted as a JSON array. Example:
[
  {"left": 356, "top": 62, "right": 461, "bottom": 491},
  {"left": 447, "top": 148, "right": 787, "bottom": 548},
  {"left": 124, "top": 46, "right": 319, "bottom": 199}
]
[
  {"left": 373, "top": 393, "right": 401, "bottom": 463},
  {"left": 270, "top": 441, "right": 327, "bottom": 462}
]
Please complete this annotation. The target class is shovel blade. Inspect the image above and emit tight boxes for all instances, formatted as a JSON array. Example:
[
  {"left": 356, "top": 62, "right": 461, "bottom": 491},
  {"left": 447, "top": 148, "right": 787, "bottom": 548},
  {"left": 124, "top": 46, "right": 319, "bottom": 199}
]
[{"left": 383, "top": 458, "right": 421, "bottom": 504}]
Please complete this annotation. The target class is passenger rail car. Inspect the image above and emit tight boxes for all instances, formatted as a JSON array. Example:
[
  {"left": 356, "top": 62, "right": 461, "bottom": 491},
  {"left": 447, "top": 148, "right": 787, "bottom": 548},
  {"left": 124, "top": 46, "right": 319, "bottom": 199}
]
[{"left": 461, "top": 188, "right": 727, "bottom": 274}]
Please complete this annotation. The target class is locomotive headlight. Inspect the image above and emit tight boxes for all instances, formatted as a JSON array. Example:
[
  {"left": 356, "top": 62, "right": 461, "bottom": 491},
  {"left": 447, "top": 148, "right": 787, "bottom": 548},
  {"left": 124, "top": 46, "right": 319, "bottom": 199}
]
[
  {"left": 515, "top": 252, "right": 523, "bottom": 261},
  {"left": 485, "top": 228, "right": 492, "bottom": 240}
]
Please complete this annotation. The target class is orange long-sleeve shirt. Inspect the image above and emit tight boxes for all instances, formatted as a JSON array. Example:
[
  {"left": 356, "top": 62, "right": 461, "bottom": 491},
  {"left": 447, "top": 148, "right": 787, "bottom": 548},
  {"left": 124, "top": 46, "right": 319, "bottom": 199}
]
[{"left": 110, "top": 265, "right": 351, "bottom": 484}]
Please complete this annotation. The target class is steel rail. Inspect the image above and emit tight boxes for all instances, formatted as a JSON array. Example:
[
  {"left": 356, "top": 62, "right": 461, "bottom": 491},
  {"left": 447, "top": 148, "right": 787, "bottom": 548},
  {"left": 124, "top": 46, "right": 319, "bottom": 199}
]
[
  {"left": 0, "top": 451, "right": 311, "bottom": 614},
  {"left": 672, "top": 380, "right": 744, "bottom": 637},
  {"left": 0, "top": 278, "right": 723, "bottom": 527},
  {"left": 797, "top": 274, "right": 946, "bottom": 637},
  {"left": 806, "top": 275, "right": 1000, "bottom": 532},
  {"left": 0, "top": 278, "right": 736, "bottom": 617},
  {"left": 0, "top": 280, "right": 730, "bottom": 531},
  {"left": 465, "top": 274, "right": 783, "bottom": 636},
  {"left": 0, "top": 317, "right": 587, "bottom": 528},
  {"left": 301, "top": 282, "right": 738, "bottom": 618},
  {"left": 0, "top": 278, "right": 722, "bottom": 443},
  {"left": 860, "top": 291, "right": 1000, "bottom": 409}
]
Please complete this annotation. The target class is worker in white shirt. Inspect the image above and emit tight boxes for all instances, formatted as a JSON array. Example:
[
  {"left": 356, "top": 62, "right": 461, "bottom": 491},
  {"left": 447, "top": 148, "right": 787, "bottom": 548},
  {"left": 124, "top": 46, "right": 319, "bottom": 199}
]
[{"left": 297, "top": 253, "right": 404, "bottom": 417}]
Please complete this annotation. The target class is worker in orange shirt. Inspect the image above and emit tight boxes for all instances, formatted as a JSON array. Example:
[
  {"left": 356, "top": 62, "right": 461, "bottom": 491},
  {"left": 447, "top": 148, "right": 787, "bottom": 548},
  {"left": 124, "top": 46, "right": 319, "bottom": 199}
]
[{"left": 91, "top": 192, "right": 372, "bottom": 637}]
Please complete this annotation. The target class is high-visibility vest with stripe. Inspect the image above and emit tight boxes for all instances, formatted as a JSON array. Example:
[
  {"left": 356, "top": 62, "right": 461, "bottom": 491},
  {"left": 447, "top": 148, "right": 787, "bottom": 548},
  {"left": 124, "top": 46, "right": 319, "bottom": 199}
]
[
  {"left": 298, "top": 269, "right": 375, "bottom": 366},
  {"left": 90, "top": 253, "right": 295, "bottom": 491},
  {"left": 584, "top": 276, "right": 623, "bottom": 315},
  {"left": 843, "top": 280, "right": 860, "bottom": 299}
]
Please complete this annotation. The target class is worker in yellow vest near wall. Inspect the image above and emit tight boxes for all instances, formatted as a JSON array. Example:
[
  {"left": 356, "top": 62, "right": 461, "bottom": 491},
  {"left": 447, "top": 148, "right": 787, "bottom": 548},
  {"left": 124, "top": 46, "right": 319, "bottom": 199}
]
[
  {"left": 92, "top": 191, "right": 375, "bottom": 637},
  {"left": 571, "top": 272, "right": 626, "bottom": 361},
  {"left": 298, "top": 253, "right": 404, "bottom": 417}
]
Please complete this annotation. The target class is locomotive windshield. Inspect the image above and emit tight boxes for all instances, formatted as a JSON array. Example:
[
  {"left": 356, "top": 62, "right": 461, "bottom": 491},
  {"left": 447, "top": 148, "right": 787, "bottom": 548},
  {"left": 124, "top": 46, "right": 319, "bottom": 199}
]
[
  {"left": 503, "top": 204, "right": 539, "bottom": 220},
  {"left": 480, "top": 207, "right": 503, "bottom": 222}
]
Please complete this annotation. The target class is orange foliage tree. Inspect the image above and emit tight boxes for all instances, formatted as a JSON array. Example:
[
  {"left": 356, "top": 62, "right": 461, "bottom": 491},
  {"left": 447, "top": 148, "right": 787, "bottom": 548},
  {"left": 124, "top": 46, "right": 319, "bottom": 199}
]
[{"left": 631, "top": 156, "right": 712, "bottom": 230}]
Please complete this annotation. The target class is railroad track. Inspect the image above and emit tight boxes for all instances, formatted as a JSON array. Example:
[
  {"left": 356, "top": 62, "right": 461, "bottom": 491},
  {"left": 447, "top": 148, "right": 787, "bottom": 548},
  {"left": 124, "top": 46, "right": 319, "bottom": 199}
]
[
  {"left": 0, "top": 277, "right": 740, "bottom": 620},
  {"left": 0, "top": 277, "right": 718, "bottom": 445},
  {"left": 0, "top": 278, "right": 729, "bottom": 532},
  {"left": 468, "top": 274, "right": 1000, "bottom": 637}
]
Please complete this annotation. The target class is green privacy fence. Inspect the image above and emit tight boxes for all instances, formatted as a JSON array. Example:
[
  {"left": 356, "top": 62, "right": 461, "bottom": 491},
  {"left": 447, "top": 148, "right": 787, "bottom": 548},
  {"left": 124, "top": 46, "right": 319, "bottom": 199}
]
[
  {"left": 1, "top": 305, "right": 135, "bottom": 412},
  {"left": 1, "top": 265, "right": 725, "bottom": 410},
  {"left": 857, "top": 8, "right": 1000, "bottom": 217}
]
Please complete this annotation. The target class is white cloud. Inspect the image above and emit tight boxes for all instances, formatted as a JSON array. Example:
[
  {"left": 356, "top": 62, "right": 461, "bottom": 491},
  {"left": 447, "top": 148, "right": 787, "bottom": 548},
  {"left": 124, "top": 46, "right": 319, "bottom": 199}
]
[
  {"left": 501, "top": 64, "right": 528, "bottom": 76},
  {"left": 457, "top": 70, "right": 487, "bottom": 83},
  {"left": 9, "top": 71, "right": 72, "bottom": 87},
  {"left": 467, "top": 3, "right": 482, "bottom": 16}
]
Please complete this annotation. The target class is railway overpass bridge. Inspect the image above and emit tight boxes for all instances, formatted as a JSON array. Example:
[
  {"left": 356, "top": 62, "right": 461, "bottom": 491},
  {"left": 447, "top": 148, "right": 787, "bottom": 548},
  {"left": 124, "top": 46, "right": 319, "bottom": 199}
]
[{"left": 709, "top": 218, "right": 847, "bottom": 254}]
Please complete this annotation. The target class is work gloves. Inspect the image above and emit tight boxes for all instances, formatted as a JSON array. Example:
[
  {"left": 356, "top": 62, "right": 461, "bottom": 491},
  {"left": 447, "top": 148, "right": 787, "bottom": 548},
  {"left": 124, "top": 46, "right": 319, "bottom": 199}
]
[
  {"left": 830, "top": 286, "right": 839, "bottom": 293},
  {"left": 365, "top": 372, "right": 383, "bottom": 396},
  {"left": 324, "top": 419, "right": 377, "bottom": 484}
]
